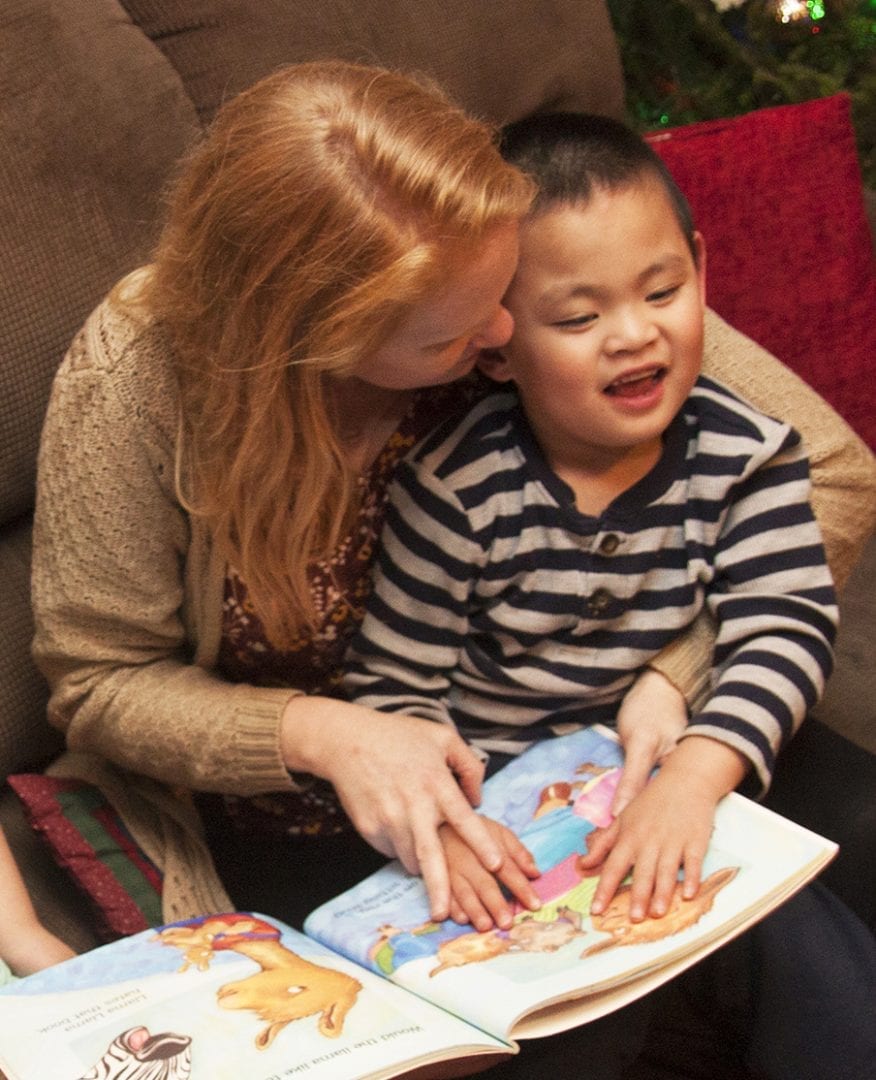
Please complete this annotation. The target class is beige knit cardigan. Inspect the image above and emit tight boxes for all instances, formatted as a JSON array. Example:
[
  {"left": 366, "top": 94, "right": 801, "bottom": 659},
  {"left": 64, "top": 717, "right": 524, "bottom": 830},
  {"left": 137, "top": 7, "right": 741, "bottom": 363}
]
[{"left": 31, "top": 279, "right": 876, "bottom": 924}]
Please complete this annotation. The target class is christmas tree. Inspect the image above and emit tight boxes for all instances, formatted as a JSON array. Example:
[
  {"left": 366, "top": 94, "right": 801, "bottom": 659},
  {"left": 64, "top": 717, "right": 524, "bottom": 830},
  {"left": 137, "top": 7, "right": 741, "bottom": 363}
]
[{"left": 607, "top": 0, "right": 875, "bottom": 186}]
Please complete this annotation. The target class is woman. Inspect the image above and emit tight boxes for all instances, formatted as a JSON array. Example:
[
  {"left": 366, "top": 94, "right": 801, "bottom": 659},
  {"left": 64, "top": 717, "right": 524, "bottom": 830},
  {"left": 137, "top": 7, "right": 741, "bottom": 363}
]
[
  {"left": 32, "top": 61, "right": 875, "bottom": 1079},
  {"left": 33, "top": 60, "right": 535, "bottom": 924}
]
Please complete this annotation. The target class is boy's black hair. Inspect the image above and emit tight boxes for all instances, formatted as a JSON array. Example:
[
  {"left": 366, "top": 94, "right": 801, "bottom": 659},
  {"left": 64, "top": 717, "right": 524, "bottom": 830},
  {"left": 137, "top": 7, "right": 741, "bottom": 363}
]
[{"left": 499, "top": 112, "right": 698, "bottom": 264}]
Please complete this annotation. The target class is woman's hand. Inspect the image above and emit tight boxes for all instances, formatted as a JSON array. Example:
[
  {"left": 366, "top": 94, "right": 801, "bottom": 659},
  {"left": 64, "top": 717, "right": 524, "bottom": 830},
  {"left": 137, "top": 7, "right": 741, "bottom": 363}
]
[
  {"left": 441, "top": 817, "right": 541, "bottom": 932},
  {"left": 611, "top": 668, "right": 689, "bottom": 816},
  {"left": 279, "top": 696, "right": 504, "bottom": 921}
]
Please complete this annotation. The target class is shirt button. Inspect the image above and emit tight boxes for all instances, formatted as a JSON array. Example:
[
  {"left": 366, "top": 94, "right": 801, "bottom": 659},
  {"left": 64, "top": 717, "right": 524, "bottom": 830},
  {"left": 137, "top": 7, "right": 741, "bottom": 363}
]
[
  {"left": 599, "top": 533, "right": 621, "bottom": 555},
  {"left": 587, "top": 588, "right": 613, "bottom": 616}
]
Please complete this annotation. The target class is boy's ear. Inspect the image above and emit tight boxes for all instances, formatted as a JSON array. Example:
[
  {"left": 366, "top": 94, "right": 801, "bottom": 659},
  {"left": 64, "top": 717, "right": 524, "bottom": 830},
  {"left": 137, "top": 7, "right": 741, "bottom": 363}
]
[
  {"left": 693, "top": 231, "right": 707, "bottom": 305},
  {"left": 476, "top": 348, "right": 515, "bottom": 383}
]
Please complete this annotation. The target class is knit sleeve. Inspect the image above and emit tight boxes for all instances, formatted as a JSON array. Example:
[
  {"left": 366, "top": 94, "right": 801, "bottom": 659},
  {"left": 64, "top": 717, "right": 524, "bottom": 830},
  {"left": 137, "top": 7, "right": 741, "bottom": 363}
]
[
  {"left": 31, "top": 299, "right": 296, "bottom": 797},
  {"left": 650, "top": 308, "right": 876, "bottom": 704}
]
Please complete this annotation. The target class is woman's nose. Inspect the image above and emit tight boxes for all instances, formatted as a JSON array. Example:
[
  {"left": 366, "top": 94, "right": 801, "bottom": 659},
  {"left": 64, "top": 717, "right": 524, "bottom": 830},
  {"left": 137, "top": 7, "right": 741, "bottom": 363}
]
[{"left": 475, "top": 305, "right": 515, "bottom": 350}]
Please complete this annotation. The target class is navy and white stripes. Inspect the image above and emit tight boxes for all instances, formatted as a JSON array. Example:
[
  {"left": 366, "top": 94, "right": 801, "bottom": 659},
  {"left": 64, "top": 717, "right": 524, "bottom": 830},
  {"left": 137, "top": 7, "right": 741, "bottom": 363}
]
[{"left": 344, "top": 376, "right": 837, "bottom": 792}]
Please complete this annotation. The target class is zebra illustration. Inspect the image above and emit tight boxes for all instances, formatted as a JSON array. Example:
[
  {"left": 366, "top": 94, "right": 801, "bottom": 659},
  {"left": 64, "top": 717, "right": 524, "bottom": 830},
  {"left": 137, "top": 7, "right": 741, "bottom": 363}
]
[{"left": 78, "top": 1026, "right": 192, "bottom": 1080}]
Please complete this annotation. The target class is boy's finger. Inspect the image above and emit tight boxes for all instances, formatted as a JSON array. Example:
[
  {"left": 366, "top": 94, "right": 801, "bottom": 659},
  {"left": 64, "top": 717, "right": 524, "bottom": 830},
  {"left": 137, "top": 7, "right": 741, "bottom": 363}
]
[
  {"left": 610, "top": 752, "right": 651, "bottom": 816},
  {"left": 496, "top": 861, "right": 541, "bottom": 915},
  {"left": 504, "top": 832, "right": 541, "bottom": 878},
  {"left": 648, "top": 855, "right": 683, "bottom": 918},
  {"left": 627, "top": 850, "right": 659, "bottom": 921},
  {"left": 454, "top": 874, "right": 500, "bottom": 933},
  {"left": 681, "top": 847, "right": 704, "bottom": 900},
  {"left": 441, "top": 793, "right": 503, "bottom": 873},
  {"left": 589, "top": 847, "right": 632, "bottom": 915},
  {"left": 578, "top": 822, "right": 618, "bottom": 869},
  {"left": 448, "top": 898, "right": 470, "bottom": 926}
]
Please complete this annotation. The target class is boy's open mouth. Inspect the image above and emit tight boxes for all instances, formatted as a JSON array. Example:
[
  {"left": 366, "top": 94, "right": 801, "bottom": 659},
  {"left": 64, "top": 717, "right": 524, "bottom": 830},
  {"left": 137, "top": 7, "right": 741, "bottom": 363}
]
[{"left": 604, "top": 366, "right": 667, "bottom": 398}]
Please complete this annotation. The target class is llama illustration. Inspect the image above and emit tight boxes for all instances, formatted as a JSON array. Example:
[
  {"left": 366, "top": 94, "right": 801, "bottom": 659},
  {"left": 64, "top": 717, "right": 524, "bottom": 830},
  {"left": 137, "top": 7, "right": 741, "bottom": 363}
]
[{"left": 155, "top": 914, "right": 362, "bottom": 1049}]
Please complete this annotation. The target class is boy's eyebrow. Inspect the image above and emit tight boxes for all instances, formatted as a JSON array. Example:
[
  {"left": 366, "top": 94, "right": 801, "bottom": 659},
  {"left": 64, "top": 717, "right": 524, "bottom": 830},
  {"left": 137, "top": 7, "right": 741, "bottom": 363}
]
[
  {"left": 637, "top": 254, "right": 689, "bottom": 283},
  {"left": 537, "top": 253, "right": 691, "bottom": 307},
  {"left": 538, "top": 282, "right": 606, "bottom": 306}
]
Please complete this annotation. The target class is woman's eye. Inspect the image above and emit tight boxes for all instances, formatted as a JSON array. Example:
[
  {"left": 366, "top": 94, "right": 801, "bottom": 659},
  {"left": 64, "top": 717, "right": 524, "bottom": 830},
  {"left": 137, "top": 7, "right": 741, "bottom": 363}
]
[{"left": 425, "top": 338, "right": 461, "bottom": 355}]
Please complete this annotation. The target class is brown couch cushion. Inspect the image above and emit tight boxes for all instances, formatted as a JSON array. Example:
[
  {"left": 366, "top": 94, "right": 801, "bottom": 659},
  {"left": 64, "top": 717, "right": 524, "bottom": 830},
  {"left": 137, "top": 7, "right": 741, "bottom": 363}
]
[
  {"left": 0, "top": 520, "right": 57, "bottom": 777},
  {"left": 121, "top": 0, "right": 625, "bottom": 126},
  {"left": 0, "top": 0, "right": 198, "bottom": 526}
]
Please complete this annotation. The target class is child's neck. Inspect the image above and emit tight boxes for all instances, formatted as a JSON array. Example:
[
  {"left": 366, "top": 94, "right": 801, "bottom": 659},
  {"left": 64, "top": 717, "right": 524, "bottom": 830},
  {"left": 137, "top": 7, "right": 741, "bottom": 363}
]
[{"left": 550, "top": 438, "right": 663, "bottom": 517}]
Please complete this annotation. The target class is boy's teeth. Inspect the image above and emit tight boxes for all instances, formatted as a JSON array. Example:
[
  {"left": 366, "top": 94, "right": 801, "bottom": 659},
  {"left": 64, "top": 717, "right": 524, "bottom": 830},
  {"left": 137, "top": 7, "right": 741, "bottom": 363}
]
[
  {"left": 607, "top": 369, "right": 662, "bottom": 397},
  {"left": 616, "top": 369, "right": 654, "bottom": 385}
]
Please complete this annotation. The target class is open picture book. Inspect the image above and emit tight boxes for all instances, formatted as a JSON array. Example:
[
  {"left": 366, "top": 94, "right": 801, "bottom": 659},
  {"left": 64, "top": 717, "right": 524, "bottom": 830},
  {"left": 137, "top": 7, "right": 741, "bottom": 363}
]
[{"left": 0, "top": 725, "right": 837, "bottom": 1080}]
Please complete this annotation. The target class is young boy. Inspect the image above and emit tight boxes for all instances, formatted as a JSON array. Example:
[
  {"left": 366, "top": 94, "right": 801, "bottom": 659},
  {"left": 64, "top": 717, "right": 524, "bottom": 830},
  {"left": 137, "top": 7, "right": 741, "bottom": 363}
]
[{"left": 344, "top": 112, "right": 837, "bottom": 932}]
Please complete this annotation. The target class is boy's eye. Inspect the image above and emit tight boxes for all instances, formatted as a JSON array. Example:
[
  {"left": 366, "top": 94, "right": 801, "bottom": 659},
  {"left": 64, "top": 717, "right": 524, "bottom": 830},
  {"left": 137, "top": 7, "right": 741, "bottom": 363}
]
[
  {"left": 554, "top": 313, "right": 598, "bottom": 329},
  {"left": 647, "top": 284, "right": 682, "bottom": 303}
]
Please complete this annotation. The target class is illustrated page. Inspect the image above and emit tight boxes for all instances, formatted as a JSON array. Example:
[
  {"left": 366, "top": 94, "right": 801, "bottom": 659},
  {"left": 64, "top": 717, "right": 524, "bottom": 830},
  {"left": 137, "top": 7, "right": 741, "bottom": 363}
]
[
  {"left": 305, "top": 726, "right": 835, "bottom": 1040},
  {"left": 0, "top": 913, "right": 509, "bottom": 1080}
]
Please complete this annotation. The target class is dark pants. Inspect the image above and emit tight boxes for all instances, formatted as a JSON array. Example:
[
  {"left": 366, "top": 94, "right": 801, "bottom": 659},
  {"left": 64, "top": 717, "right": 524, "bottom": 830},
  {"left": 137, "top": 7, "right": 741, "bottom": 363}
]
[
  {"left": 488, "top": 881, "right": 876, "bottom": 1080},
  {"left": 633, "top": 881, "right": 876, "bottom": 1080},
  {"left": 763, "top": 717, "right": 876, "bottom": 931},
  {"left": 202, "top": 718, "right": 876, "bottom": 1080}
]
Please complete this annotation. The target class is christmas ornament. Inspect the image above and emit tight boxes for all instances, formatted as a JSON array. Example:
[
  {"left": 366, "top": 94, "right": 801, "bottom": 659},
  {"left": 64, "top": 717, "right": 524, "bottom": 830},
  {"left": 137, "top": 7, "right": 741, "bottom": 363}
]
[{"left": 746, "top": 0, "right": 830, "bottom": 44}]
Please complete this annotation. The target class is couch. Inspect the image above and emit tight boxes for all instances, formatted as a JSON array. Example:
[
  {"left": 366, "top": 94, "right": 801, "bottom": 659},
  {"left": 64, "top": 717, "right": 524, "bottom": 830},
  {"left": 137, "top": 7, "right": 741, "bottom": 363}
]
[{"left": 1, "top": 0, "right": 874, "bottom": 1006}]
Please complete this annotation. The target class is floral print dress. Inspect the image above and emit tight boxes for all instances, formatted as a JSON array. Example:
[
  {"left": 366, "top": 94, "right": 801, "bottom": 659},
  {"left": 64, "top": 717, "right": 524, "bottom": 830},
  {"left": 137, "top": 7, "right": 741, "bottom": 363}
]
[{"left": 212, "top": 382, "right": 480, "bottom": 838}]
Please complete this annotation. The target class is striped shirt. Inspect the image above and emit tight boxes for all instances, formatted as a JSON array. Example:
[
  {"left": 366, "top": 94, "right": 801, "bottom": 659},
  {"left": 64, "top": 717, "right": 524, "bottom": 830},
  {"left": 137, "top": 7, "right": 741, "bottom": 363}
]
[{"left": 344, "top": 376, "right": 837, "bottom": 791}]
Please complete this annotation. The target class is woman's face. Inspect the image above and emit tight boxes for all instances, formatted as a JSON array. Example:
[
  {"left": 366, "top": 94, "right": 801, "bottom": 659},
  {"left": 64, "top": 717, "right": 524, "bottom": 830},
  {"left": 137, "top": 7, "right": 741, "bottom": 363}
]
[{"left": 357, "top": 222, "right": 520, "bottom": 390}]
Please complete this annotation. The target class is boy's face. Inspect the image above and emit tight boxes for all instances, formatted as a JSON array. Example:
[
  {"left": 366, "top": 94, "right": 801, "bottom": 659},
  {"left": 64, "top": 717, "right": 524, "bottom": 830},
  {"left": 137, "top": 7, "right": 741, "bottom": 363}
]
[{"left": 480, "top": 178, "right": 706, "bottom": 472}]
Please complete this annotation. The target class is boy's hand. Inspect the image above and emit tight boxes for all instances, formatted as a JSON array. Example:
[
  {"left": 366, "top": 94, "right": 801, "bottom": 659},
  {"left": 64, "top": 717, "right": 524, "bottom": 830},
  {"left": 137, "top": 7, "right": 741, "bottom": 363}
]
[
  {"left": 580, "top": 737, "right": 747, "bottom": 921},
  {"left": 440, "top": 816, "right": 541, "bottom": 932},
  {"left": 612, "top": 668, "right": 688, "bottom": 816}
]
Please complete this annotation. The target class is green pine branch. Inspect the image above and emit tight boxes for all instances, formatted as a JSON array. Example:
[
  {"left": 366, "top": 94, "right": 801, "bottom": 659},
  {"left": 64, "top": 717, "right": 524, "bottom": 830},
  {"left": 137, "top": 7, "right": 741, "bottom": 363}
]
[{"left": 606, "top": 0, "right": 875, "bottom": 185}]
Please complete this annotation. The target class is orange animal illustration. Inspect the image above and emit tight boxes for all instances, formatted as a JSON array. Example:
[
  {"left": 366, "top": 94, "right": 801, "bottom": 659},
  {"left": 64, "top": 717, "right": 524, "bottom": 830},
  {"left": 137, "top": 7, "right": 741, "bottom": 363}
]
[
  {"left": 507, "top": 906, "right": 584, "bottom": 952},
  {"left": 155, "top": 914, "right": 362, "bottom": 1049},
  {"left": 582, "top": 865, "right": 739, "bottom": 956},
  {"left": 429, "top": 906, "right": 587, "bottom": 976},
  {"left": 426, "top": 865, "right": 739, "bottom": 975},
  {"left": 429, "top": 927, "right": 511, "bottom": 976}
]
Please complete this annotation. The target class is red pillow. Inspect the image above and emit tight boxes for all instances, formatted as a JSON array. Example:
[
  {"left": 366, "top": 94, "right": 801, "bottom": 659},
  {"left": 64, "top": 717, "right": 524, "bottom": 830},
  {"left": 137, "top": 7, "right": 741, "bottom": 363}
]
[
  {"left": 647, "top": 94, "right": 876, "bottom": 450},
  {"left": 8, "top": 774, "right": 163, "bottom": 940}
]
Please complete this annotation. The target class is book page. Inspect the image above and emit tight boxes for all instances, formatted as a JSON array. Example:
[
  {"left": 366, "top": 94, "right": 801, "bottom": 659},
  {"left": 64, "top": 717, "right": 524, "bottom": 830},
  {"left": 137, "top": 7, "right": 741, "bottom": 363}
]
[
  {"left": 305, "top": 726, "right": 836, "bottom": 1041},
  {"left": 0, "top": 914, "right": 511, "bottom": 1080}
]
